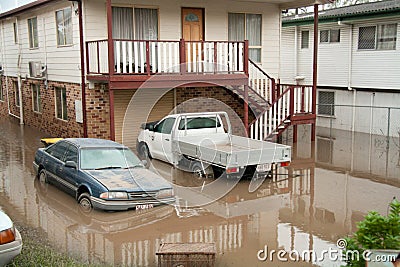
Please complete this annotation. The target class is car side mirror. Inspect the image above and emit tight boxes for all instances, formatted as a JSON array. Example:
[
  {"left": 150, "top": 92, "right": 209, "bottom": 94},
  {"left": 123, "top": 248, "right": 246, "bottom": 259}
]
[{"left": 65, "top": 161, "right": 77, "bottom": 169}]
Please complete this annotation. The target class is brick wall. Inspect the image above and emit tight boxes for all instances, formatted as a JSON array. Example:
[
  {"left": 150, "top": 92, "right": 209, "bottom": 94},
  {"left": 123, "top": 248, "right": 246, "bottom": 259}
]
[
  {"left": 175, "top": 87, "right": 255, "bottom": 136},
  {"left": 86, "top": 84, "right": 110, "bottom": 139},
  {"left": 0, "top": 76, "right": 112, "bottom": 139}
]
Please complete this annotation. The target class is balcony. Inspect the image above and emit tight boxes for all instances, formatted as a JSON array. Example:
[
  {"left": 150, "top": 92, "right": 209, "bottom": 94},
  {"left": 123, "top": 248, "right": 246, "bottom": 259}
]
[{"left": 86, "top": 39, "right": 249, "bottom": 89}]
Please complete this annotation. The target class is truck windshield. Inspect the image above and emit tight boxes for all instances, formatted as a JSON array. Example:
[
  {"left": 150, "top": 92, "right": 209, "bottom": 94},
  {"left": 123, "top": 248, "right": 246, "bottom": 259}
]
[
  {"left": 178, "top": 117, "right": 221, "bottom": 130},
  {"left": 80, "top": 147, "right": 142, "bottom": 170}
]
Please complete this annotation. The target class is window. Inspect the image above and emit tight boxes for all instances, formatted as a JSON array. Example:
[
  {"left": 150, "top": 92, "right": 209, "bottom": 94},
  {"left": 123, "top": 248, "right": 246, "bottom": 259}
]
[
  {"left": 301, "top": 30, "right": 309, "bottom": 49},
  {"left": 228, "top": 13, "right": 262, "bottom": 62},
  {"left": 318, "top": 91, "right": 335, "bottom": 116},
  {"left": 0, "top": 79, "right": 3, "bottom": 101},
  {"left": 65, "top": 144, "right": 78, "bottom": 164},
  {"left": 112, "top": 7, "right": 158, "bottom": 40},
  {"left": 56, "top": 7, "right": 72, "bottom": 46},
  {"left": 14, "top": 81, "right": 20, "bottom": 107},
  {"left": 55, "top": 87, "right": 68, "bottom": 120},
  {"left": 134, "top": 8, "right": 158, "bottom": 40},
  {"left": 46, "top": 141, "right": 69, "bottom": 161},
  {"left": 358, "top": 24, "right": 397, "bottom": 50},
  {"left": 27, "top": 17, "right": 38, "bottom": 48},
  {"left": 154, "top": 118, "right": 175, "bottom": 134},
  {"left": 178, "top": 117, "right": 221, "bottom": 130},
  {"left": 32, "top": 83, "right": 41, "bottom": 113},
  {"left": 13, "top": 22, "right": 18, "bottom": 44},
  {"left": 320, "top": 29, "right": 340, "bottom": 43}
]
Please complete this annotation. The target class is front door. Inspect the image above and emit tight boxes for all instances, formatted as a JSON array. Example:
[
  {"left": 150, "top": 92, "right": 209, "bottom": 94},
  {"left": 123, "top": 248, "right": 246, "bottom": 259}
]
[
  {"left": 182, "top": 8, "right": 203, "bottom": 41},
  {"left": 182, "top": 8, "right": 204, "bottom": 71}
]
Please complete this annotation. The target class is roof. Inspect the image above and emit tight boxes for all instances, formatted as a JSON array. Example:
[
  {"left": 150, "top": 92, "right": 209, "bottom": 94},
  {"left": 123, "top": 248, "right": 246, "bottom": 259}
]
[
  {"left": 283, "top": 0, "right": 400, "bottom": 26},
  {"left": 0, "top": 0, "right": 60, "bottom": 19},
  {"left": 63, "top": 138, "right": 126, "bottom": 148}
]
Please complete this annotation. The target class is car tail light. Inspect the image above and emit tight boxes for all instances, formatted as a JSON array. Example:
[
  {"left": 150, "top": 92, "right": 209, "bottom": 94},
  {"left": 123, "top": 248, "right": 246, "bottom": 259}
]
[
  {"left": 226, "top": 167, "right": 239, "bottom": 174},
  {"left": 0, "top": 227, "right": 16, "bottom": 245},
  {"left": 280, "top": 161, "right": 290, "bottom": 167}
]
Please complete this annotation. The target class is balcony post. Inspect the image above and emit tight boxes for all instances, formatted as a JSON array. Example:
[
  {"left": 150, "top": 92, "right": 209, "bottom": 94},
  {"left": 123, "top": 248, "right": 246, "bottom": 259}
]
[
  {"left": 179, "top": 39, "right": 186, "bottom": 74},
  {"left": 146, "top": 41, "right": 151, "bottom": 76},
  {"left": 311, "top": 3, "right": 319, "bottom": 142},
  {"left": 106, "top": 0, "right": 114, "bottom": 76},
  {"left": 244, "top": 85, "right": 249, "bottom": 137},
  {"left": 244, "top": 40, "right": 249, "bottom": 75},
  {"left": 213, "top": 42, "right": 218, "bottom": 74}
]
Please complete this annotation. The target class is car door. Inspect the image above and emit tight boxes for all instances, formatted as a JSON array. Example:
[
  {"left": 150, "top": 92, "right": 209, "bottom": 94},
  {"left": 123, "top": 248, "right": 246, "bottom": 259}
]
[
  {"left": 44, "top": 141, "right": 69, "bottom": 184},
  {"left": 149, "top": 117, "right": 175, "bottom": 163},
  {"left": 57, "top": 144, "right": 79, "bottom": 196}
]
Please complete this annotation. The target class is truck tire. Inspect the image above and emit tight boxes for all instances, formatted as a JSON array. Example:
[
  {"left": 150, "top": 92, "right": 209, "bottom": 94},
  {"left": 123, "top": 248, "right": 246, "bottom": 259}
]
[
  {"left": 191, "top": 162, "right": 204, "bottom": 178},
  {"left": 138, "top": 143, "right": 152, "bottom": 159}
]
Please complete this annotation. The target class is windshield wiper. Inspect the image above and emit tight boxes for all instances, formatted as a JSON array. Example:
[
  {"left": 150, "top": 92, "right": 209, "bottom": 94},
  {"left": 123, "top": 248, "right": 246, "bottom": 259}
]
[{"left": 94, "top": 166, "right": 123, "bottom": 170}]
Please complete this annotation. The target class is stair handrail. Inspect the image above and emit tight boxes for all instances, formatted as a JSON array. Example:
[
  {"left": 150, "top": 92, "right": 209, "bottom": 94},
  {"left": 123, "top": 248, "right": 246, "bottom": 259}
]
[
  {"left": 248, "top": 59, "right": 273, "bottom": 80},
  {"left": 249, "top": 85, "right": 293, "bottom": 126}
]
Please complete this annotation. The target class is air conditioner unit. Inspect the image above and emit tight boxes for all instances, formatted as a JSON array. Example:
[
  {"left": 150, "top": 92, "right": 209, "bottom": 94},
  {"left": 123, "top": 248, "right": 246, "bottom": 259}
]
[{"left": 29, "top": 61, "right": 46, "bottom": 78}]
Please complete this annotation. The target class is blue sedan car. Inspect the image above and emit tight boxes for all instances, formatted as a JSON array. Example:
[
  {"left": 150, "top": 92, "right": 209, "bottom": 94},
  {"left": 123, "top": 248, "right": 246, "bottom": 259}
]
[{"left": 33, "top": 138, "right": 175, "bottom": 211}]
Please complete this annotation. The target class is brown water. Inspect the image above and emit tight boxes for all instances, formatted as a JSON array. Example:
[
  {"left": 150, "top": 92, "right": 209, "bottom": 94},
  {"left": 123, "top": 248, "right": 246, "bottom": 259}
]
[{"left": 0, "top": 118, "right": 399, "bottom": 266}]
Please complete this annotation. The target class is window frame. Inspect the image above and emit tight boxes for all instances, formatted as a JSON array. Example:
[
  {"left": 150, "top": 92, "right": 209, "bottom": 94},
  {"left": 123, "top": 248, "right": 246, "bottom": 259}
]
[
  {"left": 317, "top": 91, "right": 335, "bottom": 117},
  {"left": 228, "top": 12, "right": 262, "bottom": 63},
  {"left": 27, "top": 16, "right": 38, "bottom": 49},
  {"left": 32, "top": 83, "right": 42, "bottom": 113},
  {"left": 55, "top": 86, "right": 68, "bottom": 121},
  {"left": 14, "top": 81, "right": 20, "bottom": 107},
  {"left": 0, "top": 78, "right": 3, "bottom": 101},
  {"left": 320, "top": 29, "right": 340, "bottom": 43},
  {"left": 13, "top": 22, "right": 18, "bottom": 44},
  {"left": 358, "top": 23, "right": 398, "bottom": 51},
  {"left": 301, "top": 30, "right": 309, "bottom": 49},
  {"left": 55, "top": 7, "right": 73, "bottom": 47}
]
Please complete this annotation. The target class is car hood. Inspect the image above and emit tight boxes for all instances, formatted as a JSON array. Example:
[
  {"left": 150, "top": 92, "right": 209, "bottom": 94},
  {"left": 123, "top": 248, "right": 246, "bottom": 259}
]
[{"left": 84, "top": 168, "right": 172, "bottom": 191}]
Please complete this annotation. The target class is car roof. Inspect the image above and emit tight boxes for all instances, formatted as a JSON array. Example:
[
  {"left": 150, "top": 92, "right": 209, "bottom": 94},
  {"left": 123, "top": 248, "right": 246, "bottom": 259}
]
[{"left": 62, "top": 138, "right": 126, "bottom": 149}]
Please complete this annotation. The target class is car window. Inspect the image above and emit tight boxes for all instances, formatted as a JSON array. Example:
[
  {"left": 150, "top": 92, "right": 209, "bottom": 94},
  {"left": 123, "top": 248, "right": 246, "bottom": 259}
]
[
  {"left": 64, "top": 144, "right": 78, "bottom": 164},
  {"left": 80, "top": 147, "right": 142, "bottom": 170},
  {"left": 46, "top": 141, "right": 69, "bottom": 161},
  {"left": 178, "top": 117, "right": 221, "bottom": 130},
  {"left": 154, "top": 118, "right": 175, "bottom": 134}
]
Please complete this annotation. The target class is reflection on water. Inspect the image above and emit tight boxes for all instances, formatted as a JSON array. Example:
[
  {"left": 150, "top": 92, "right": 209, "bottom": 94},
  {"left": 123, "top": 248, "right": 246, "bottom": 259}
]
[{"left": 0, "top": 118, "right": 399, "bottom": 266}]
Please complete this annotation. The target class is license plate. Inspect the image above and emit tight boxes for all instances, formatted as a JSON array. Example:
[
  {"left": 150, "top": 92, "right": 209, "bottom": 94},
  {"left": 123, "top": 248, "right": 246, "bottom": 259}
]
[
  {"left": 136, "top": 204, "right": 154, "bottom": 210},
  {"left": 256, "top": 163, "right": 271, "bottom": 172}
]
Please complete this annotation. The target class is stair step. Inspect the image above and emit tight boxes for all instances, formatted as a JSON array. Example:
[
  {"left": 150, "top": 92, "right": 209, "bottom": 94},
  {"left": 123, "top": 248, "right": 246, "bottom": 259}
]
[
  {"left": 284, "top": 120, "right": 291, "bottom": 123},
  {"left": 278, "top": 125, "right": 285, "bottom": 129}
]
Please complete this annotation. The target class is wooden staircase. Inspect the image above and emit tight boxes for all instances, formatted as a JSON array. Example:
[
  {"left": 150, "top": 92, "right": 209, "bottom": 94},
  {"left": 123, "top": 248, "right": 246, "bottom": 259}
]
[{"left": 243, "top": 60, "right": 316, "bottom": 142}]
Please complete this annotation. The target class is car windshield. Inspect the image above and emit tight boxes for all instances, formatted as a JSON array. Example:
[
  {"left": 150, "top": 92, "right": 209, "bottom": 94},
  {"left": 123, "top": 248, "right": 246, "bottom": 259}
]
[{"left": 80, "top": 147, "right": 142, "bottom": 170}]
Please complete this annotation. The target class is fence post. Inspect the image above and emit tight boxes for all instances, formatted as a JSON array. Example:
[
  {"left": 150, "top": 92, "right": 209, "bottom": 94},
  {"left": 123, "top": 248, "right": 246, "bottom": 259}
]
[{"left": 146, "top": 41, "right": 151, "bottom": 76}]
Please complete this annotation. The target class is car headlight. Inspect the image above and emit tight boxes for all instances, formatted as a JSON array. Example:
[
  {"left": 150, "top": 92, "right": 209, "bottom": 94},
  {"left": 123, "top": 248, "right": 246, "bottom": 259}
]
[
  {"left": 100, "top": 191, "right": 128, "bottom": 200},
  {"left": 156, "top": 189, "right": 174, "bottom": 198},
  {"left": 0, "top": 226, "right": 16, "bottom": 245}
]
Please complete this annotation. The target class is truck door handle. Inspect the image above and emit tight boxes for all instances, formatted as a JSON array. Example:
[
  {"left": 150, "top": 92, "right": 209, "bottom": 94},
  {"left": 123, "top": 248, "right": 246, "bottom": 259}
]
[{"left": 165, "top": 138, "right": 170, "bottom": 141}]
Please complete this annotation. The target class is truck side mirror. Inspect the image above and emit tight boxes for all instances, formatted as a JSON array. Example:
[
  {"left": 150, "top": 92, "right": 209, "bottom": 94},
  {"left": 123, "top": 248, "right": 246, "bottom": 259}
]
[{"left": 148, "top": 125, "right": 154, "bottom": 131}]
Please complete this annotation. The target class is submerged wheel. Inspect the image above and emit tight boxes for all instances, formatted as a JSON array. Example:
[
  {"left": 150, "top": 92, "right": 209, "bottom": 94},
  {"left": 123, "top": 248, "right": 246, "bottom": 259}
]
[
  {"left": 39, "top": 169, "right": 47, "bottom": 184},
  {"left": 78, "top": 193, "right": 93, "bottom": 213},
  {"left": 139, "top": 143, "right": 151, "bottom": 159},
  {"left": 191, "top": 162, "right": 204, "bottom": 178}
]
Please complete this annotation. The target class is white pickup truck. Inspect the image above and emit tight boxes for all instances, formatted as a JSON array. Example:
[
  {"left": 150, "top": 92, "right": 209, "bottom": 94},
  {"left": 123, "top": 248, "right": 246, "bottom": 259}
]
[{"left": 137, "top": 112, "right": 291, "bottom": 179}]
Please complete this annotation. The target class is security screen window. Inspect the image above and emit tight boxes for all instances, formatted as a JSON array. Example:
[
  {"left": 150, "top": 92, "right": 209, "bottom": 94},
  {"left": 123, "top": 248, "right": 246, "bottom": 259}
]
[
  {"left": 358, "top": 24, "right": 397, "bottom": 50},
  {"left": 228, "top": 13, "right": 262, "bottom": 62},
  {"left": 56, "top": 7, "right": 73, "bottom": 46}
]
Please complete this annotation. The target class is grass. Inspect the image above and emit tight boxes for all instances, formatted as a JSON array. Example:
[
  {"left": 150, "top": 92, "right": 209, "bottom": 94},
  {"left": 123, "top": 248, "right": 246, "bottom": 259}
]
[{"left": 7, "top": 223, "right": 107, "bottom": 267}]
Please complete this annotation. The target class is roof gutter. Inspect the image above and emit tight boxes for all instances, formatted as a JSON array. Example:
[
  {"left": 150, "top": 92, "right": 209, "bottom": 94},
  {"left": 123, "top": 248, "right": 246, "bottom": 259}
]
[{"left": 0, "top": 0, "right": 58, "bottom": 19}]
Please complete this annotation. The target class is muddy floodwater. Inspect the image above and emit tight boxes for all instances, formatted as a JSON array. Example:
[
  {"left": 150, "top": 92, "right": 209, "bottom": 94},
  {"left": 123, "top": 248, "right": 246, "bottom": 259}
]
[{"left": 0, "top": 118, "right": 399, "bottom": 266}]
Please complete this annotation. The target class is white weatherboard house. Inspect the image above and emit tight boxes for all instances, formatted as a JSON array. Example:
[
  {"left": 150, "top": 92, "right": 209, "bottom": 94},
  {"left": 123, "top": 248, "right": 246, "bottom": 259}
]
[
  {"left": 280, "top": 0, "right": 400, "bottom": 136},
  {"left": 0, "top": 0, "right": 331, "bottom": 145}
]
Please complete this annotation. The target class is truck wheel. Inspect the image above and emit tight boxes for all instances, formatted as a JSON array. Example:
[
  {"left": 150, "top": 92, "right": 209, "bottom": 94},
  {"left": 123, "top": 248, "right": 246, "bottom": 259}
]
[
  {"left": 191, "top": 162, "right": 204, "bottom": 178},
  {"left": 139, "top": 143, "right": 152, "bottom": 159},
  {"left": 78, "top": 193, "right": 93, "bottom": 213}
]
